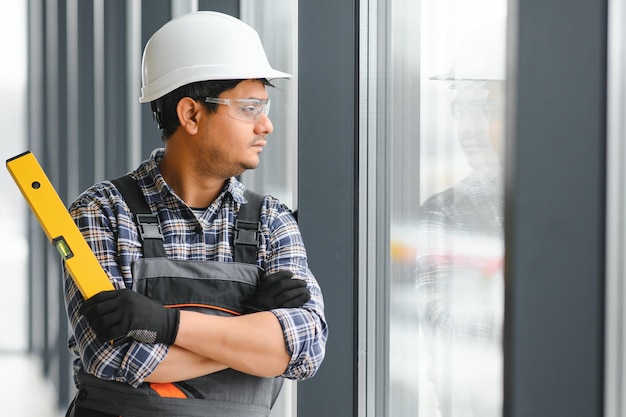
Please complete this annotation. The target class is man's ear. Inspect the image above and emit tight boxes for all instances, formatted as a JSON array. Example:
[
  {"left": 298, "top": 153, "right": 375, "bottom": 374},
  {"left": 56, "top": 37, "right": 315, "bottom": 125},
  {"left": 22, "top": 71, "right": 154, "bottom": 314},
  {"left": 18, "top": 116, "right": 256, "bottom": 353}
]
[{"left": 176, "top": 97, "right": 202, "bottom": 135}]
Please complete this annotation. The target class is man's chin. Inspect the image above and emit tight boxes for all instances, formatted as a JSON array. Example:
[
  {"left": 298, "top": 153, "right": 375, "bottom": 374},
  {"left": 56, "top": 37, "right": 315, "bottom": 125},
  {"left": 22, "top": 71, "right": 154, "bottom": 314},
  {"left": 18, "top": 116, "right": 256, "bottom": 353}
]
[{"left": 242, "top": 159, "right": 260, "bottom": 171}]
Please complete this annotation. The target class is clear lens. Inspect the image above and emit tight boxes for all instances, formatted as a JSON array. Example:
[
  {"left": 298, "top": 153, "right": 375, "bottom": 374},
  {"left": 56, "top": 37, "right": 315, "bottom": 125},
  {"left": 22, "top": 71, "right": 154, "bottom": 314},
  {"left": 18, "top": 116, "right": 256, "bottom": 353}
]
[{"left": 205, "top": 98, "right": 270, "bottom": 123}]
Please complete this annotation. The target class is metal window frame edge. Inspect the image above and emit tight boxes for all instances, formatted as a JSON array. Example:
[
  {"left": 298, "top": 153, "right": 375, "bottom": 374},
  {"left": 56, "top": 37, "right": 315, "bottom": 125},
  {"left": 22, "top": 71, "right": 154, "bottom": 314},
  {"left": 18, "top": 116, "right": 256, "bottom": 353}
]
[
  {"left": 604, "top": 0, "right": 626, "bottom": 415},
  {"left": 358, "top": 0, "right": 390, "bottom": 416}
]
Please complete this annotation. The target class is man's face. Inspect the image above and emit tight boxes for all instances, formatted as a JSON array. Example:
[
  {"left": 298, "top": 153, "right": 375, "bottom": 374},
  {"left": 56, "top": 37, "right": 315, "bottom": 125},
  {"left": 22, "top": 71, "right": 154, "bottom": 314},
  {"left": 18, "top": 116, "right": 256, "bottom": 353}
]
[
  {"left": 451, "top": 83, "right": 504, "bottom": 170},
  {"left": 193, "top": 79, "right": 273, "bottom": 179}
]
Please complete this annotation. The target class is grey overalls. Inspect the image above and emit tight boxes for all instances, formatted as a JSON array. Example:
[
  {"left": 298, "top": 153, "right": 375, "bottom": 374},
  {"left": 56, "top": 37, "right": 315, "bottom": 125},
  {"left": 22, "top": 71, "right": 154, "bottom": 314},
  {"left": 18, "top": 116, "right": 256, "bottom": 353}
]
[{"left": 70, "top": 175, "right": 284, "bottom": 417}]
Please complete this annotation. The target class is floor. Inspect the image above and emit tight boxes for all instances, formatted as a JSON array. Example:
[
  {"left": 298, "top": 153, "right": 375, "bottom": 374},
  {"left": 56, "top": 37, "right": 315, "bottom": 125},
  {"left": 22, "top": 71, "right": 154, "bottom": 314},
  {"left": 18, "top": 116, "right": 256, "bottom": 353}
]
[{"left": 0, "top": 353, "right": 66, "bottom": 417}]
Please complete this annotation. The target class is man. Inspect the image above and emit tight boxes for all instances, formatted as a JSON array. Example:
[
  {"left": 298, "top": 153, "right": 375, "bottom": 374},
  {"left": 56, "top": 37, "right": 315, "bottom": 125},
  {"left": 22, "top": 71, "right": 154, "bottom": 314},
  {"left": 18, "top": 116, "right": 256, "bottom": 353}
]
[{"left": 64, "top": 11, "right": 327, "bottom": 417}]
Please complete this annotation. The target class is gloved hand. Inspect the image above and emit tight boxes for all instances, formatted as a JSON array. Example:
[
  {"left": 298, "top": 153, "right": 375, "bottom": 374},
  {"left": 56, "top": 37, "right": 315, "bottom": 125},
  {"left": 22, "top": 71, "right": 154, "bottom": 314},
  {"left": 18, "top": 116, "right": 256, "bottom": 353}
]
[
  {"left": 243, "top": 270, "right": 311, "bottom": 313},
  {"left": 79, "top": 289, "right": 180, "bottom": 345}
]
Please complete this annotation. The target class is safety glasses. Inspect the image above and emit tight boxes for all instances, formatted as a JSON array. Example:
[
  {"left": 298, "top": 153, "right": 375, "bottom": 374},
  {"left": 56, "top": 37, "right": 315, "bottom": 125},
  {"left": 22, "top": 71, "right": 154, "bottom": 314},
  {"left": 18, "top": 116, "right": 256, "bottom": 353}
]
[{"left": 204, "top": 98, "right": 271, "bottom": 123}]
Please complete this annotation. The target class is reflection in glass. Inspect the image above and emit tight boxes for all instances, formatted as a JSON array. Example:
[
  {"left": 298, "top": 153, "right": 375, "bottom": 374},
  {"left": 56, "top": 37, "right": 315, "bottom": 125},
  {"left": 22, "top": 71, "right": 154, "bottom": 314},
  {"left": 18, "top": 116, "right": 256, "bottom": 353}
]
[
  {"left": 388, "top": 3, "right": 507, "bottom": 416},
  {"left": 415, "top": 80, "right": 504, "bottom": 417}
]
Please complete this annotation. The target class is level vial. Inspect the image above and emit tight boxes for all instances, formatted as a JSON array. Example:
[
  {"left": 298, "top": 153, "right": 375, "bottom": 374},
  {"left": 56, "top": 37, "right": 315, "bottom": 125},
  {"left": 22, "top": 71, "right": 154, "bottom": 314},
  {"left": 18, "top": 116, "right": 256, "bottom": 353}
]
[{"left": 53, "top": 236, "right": 74, "bottom": 260}]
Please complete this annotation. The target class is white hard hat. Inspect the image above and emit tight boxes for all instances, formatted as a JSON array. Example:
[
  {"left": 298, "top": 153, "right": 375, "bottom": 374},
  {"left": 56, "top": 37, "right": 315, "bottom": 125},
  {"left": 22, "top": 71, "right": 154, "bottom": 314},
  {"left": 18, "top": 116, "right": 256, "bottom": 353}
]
[
  {"left": 139, "top": 11, "right": 292, "bottom": 103},
  {"left": 431, "top": 19, "right": 506, "bottom": 83}
]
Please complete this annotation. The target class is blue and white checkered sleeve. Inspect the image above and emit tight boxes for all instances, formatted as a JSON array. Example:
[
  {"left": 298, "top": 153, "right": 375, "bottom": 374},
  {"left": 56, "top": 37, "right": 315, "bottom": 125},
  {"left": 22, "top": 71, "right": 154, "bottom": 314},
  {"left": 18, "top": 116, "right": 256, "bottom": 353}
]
[
  {"left": 264, "top": 205, "right": 328, "bottom": 380},
  {"left": 64, "top": 187, "right": 169, "bottom": 388}
]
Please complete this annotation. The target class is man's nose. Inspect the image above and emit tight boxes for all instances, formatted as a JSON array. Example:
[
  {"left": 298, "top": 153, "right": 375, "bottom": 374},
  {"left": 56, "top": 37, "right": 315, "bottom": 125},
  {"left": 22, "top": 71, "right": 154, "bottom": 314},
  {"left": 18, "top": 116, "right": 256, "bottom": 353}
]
[{"left": 255, "top": 113, "right": 273, "bottom": 135}]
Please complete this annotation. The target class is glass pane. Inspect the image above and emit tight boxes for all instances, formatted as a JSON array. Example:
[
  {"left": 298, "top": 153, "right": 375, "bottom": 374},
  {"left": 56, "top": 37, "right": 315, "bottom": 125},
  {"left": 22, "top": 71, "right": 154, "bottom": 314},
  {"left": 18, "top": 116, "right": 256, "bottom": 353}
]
[
  {"left": 387, "top": 1, "right": 507, "bottom": 416},
  {"left": 240, "top": 0, "right": 298, "bottom": 208}
]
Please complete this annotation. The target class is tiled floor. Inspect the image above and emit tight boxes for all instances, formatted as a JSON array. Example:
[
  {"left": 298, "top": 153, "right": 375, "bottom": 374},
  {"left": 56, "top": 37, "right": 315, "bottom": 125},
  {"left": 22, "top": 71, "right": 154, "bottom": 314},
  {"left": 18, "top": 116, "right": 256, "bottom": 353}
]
[{"left": 1, "top": 353, "right": 65, "bottom": 417}]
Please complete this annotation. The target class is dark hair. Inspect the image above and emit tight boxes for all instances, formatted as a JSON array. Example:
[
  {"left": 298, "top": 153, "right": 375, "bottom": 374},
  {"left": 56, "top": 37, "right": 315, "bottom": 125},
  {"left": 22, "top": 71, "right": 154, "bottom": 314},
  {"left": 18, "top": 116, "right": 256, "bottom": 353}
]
[{"left": 150, "top": 78, "right": 272, "bottom": 140}]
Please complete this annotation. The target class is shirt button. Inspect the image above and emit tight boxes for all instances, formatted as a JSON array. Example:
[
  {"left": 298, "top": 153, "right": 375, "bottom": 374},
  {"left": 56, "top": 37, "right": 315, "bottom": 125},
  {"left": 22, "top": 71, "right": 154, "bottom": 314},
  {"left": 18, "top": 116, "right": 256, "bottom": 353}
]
[{"left": 194, "top": 225, "right": 203, "bottom": 234}]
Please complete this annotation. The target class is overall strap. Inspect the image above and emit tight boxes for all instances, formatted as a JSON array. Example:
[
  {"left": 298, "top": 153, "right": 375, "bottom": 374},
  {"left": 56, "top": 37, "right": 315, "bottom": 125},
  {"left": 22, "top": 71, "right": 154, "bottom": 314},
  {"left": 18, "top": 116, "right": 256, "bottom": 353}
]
[
  {"left": 234, "top": 190, "right": 264, "bottom": 264},
  {"left": 110, "top": 175, "right": 166, "bottom": 258},
  {"left": 111, "top": 175, "right": 264, "bottom": 265}
]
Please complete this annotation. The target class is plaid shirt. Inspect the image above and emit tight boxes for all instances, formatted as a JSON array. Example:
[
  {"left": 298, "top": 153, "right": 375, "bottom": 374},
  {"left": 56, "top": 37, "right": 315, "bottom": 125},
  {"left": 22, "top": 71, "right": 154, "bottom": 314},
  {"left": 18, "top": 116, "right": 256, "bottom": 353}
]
[
  {"left": 64, "top": 149, "right": 327, "bottom": 388},
  {"left": 415, "top": 170, "right": 503, "bottom": 341}
]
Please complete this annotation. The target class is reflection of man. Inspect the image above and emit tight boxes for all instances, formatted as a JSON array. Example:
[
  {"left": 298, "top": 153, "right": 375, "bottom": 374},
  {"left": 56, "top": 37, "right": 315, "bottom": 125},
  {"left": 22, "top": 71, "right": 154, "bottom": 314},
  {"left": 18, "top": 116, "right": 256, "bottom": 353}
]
[
  {"left": 417, "top": 81, "right": 504, "bottom": 337},
  {"left": 415, "top": 21, "right": 505, "bottom": 417},
  {"left": 451, "top": 83, "right": 504, "bottom": 173}
]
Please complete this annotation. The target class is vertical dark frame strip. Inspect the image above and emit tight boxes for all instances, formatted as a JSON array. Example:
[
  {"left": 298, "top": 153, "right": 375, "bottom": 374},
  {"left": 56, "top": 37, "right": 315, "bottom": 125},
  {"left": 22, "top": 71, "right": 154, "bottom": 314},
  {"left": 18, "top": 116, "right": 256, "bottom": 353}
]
[
  {"left": 56, "top": 0, "right": 71, "bottom": 407},
  {"left": 197, "top": 0, "right": 239, "bottom": 15},
  {"left": 140, "top": 1, "right": 171, "bottom": 159},
  {"left": 44, "top": 0, "right": 63, "bottom": 391},
  {"left": 297, "top": 1, "right": 359, "bottom": 416},
  {"left": 104, "top": 0, "right": 129, "bottom": 178},
  {"left": 41, "top": 0, "right": 55, "bottom": 381},
  {"left": 76, "top": 0, "right": 95, "bottom": 193},
  {"left": 504, "top": 0, "right": 608, "bottom": 416}
]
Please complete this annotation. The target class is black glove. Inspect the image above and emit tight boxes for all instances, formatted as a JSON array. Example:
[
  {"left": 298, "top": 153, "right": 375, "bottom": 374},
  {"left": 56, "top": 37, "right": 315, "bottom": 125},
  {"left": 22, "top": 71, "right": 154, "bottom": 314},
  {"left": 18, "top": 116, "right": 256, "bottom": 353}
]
[
  {"left": 79, "top": 289, "right": 180, "bottom": 345},
  {"left": 243, "top": 270, "right": 311, "bottom": 313}
]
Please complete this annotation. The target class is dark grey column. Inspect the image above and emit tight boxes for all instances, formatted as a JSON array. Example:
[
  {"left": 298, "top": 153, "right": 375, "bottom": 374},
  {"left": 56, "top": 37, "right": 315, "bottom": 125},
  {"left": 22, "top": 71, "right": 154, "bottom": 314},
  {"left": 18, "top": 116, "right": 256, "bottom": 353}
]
[
  {"left": 297, "top": 1, "right": 358, "bottom": 416},
  {"left": 140, "top": 1, "right": 171, "bottom": 160},
  {"left": 103, "top": 0, "right": 130, "bottom": 179},
  {"left": 198, "top": 0, "right": 239, "bottom": 15},
  {"left": 503, "top": 1, "right": 608, "bottom": 416},
  {"left": 74, "top": 0, "right": 95, "bottom": 194}
]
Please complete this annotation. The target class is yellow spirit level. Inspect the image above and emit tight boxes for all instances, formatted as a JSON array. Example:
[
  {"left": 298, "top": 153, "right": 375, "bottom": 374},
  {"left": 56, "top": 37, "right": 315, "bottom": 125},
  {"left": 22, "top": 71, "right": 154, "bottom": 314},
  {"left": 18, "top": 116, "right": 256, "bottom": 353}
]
[{"left": 6, "top": 151, "right": 114, "bottom": 298}]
